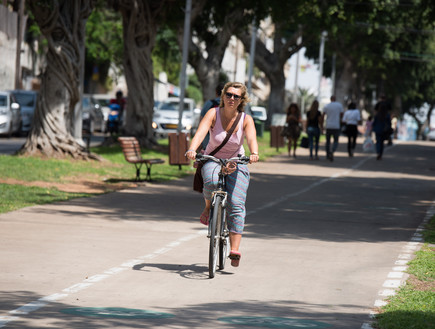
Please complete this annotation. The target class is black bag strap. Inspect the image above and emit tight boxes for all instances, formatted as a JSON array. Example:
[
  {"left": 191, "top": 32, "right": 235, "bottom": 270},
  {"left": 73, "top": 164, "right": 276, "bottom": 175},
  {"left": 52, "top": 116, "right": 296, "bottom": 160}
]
[{"left": 209, "top": 111, "right": 242, "bottom": 156}]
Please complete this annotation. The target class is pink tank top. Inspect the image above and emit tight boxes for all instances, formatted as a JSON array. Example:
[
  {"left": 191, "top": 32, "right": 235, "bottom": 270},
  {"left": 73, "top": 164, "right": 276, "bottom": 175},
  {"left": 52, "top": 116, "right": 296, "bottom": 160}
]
[{"left": 204, "top": 107, "right": 246, "bottom": 158}]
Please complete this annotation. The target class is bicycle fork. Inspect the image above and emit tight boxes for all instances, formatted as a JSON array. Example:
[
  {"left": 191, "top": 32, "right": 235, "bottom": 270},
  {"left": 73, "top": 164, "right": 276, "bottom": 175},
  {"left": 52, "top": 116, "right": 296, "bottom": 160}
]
[{"left": 208, "top": 190, "right": 227, "bottom": 238}]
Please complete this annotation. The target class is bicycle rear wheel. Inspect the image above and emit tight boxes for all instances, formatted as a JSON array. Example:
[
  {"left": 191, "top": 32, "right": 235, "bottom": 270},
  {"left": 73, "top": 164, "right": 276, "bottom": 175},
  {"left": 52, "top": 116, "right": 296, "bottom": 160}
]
[{"left": 209, "top": 195, "right": 222, "bottom": 278}]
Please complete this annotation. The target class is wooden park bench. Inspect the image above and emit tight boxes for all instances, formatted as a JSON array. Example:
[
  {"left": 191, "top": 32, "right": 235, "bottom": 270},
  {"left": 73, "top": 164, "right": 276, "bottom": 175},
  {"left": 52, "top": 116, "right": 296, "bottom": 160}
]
[{"left": 118, "top": 137, "right": 164, "bottom": 181}]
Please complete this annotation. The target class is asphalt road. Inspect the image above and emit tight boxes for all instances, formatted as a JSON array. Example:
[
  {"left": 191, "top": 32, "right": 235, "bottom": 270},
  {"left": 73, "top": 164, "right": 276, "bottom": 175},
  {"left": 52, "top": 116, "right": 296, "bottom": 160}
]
[{"left": 1, "top": 138, "right": 434, "bottom": 329}]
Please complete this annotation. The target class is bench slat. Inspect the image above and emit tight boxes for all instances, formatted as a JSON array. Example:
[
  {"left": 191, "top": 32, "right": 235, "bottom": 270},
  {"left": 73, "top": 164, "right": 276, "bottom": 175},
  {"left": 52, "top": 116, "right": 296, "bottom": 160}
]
[{"left": 118, "top": 137, "right": 164, "bottom": 181}]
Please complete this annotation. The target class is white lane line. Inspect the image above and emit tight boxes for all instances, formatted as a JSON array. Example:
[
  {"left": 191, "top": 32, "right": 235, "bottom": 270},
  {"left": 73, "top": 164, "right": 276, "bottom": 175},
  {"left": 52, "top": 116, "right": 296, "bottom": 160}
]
[
  {"left": 387, "top": 272, "right": 404, "bottom": 279},
  {"left": 0, "top": 231, "right": 206, "bottom": 327},
  {"left": 378, "top": 289, "right": 396, "bottom": 296}
]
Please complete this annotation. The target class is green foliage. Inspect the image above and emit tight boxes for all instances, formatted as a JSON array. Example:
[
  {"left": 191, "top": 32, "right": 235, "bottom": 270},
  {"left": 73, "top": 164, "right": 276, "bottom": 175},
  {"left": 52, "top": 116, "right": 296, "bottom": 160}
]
[
  {"left": 86, "top": 8, "right": 123, "bottom": 65},
  {"left": 186, "top": 74, "right": 202, "bottom": 104},
  {"left": 85, "top": 4, "right": 124, "bottom": 88},
  {"left": 375, "top": 287, "right": 435, "bottom": 329},
  {"left": 152, "top": 26, "right": 181, "bottom": 84},
  {"left": 423, "top": 215, "right": 435, "bottom": 243},
  {"left": 303, "top": 0, "right": 435, "bottom": 114},
  {"left": 407, "top": 245, "right": 435, "bottom": 282}
]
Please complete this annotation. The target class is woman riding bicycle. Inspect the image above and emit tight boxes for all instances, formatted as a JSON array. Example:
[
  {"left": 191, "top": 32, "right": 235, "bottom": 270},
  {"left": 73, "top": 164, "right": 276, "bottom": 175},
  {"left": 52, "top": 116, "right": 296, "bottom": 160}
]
[{"left": 185, "top": 82, "right": 259, "bottom": 267}]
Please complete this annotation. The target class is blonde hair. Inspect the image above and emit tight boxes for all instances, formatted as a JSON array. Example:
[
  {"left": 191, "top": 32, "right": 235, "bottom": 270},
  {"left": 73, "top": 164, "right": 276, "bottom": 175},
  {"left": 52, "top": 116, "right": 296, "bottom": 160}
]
[{"left": 219, "top": 82, "right": 250, "bottom": 112}]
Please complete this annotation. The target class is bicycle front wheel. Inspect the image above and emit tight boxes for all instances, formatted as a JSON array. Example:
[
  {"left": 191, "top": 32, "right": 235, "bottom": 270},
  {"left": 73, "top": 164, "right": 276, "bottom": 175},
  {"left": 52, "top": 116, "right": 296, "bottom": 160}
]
[
  {"left": 209, "top": 195, "right": 222, "bottom": 278},
  {"left": 219, "top": 207, "right": 229, "bottom": 270}
]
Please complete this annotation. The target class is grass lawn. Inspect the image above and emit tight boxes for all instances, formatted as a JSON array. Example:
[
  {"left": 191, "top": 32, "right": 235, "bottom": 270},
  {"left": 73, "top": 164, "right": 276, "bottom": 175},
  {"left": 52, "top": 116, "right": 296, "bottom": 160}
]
[
  {"left": 0, "top": 131, "right": 284, "bottom": 214},
  {"left": 374, "top": 216, "right": 435, "bottom": 329}
]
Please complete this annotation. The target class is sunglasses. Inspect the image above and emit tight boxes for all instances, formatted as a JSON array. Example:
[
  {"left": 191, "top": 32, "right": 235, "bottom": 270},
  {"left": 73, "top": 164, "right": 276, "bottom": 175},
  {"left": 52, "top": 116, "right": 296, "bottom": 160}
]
[{"left": 225, "top": 92, "right": 242, "bottom": 100}]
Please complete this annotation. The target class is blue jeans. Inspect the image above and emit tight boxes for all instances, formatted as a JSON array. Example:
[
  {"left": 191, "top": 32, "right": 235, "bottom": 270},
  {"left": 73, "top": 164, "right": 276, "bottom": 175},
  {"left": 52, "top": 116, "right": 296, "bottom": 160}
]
[
  {"left": 307, "top": 126, "right": 320, "bottom": 157},
  {"left": 375, "top": 132, "right": 386, "bottom": 156},
  {"left": 325, "top": 128, "right": 340, "bottom": 156}
]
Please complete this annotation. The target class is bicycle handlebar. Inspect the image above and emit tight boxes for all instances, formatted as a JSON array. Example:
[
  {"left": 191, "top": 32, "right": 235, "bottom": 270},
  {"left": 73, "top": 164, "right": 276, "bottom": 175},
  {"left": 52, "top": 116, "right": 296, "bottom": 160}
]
[{"left": 195, "top": 153, "right": 250, "bottom": 165}]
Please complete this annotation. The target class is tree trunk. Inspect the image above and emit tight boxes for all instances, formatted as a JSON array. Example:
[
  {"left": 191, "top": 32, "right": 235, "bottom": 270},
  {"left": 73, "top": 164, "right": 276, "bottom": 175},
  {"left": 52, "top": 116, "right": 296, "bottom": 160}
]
[
  {"left": 19, "top": 0, "right": 95, "bottom": 159},
  {"left": 237, "top": 23, "right": 302, "bottom": 124},
  {"left": 334, "top": 57, "right": 354, "bottom": 105},
  {"left": 184, "top": 4, "right": 241, "bottom": 103},
  {"left": 115, "top": 0, "right": 167, "bottom": 148},
  {"left": 267, "top": 71, "right": 286, "bottom": 120}
]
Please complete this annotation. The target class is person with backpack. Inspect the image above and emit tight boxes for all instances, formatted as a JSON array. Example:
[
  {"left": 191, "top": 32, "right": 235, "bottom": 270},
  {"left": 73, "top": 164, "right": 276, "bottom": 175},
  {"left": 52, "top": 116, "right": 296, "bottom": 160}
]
[{"left": 199, "top": 83, "right": 225, "bottom": 150}]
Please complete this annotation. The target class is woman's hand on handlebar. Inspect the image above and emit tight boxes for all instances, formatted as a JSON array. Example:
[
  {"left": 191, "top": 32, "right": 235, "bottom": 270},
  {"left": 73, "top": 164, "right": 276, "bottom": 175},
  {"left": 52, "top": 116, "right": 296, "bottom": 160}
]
[
  {"left": 249, "top": 153, "right": 259, "bottom": 164},
  {"left": 185, "top": 149, "right": 197, "bottom": 160}
]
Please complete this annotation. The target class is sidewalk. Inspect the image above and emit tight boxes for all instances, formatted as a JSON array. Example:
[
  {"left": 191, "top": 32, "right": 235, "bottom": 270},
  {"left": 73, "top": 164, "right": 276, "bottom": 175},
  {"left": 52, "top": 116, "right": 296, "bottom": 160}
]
[{"left": 1, "top": 138, "right": 434, "bottom": 329}]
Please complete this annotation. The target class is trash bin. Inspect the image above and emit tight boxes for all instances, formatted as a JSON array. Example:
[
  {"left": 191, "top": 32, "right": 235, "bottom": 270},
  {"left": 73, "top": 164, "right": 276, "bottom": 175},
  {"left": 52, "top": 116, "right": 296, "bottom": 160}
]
[{"left": 254, "top": 119, "right": 264, "bottom": 137}]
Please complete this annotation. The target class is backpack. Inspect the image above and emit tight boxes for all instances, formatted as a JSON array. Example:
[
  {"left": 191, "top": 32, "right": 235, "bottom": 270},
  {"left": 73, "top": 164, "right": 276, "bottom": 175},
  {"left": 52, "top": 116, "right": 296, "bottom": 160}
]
[{"left": 210, "top": 98, "right": 220, "bottom": 108}]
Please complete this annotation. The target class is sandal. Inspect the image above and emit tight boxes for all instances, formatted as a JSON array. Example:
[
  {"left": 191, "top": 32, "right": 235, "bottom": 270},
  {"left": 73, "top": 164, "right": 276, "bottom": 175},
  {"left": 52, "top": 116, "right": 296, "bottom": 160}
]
[
  {"left": 199, "top": 211, "right": 209, "bottom": 226},
  {"left": 229, "top": 250, "right": 241, "bottom": 267}
]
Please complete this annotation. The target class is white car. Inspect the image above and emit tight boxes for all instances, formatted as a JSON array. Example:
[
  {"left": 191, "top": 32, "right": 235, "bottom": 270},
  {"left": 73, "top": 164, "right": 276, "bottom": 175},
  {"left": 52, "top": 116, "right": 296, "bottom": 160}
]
[
  {"left": 251, "top": 106, "right": 267, "bottom": 121},
  {"left": 152, "top": 97, "right": 198, "bottom": 137},
  {"left": 427, "top": 129, "right": 435, "bottom": 141},
  {"left": 0, "top": 91, "right": 21, "bottom": 136},
  {"left": 10, "top": 90, "right": 37, "bottom": 134}
]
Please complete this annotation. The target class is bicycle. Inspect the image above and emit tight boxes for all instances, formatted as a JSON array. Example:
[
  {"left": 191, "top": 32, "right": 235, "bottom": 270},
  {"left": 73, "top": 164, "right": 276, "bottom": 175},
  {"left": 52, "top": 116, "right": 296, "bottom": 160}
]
[{"left": 195, "top": 154, "right": 250, "bottom": 278}]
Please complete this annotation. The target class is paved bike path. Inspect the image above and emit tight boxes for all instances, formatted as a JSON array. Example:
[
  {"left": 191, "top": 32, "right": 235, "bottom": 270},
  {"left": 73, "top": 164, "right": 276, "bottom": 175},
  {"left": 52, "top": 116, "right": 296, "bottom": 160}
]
[{"left": 0, "top": 139, "right": 434, "bottom": 328}]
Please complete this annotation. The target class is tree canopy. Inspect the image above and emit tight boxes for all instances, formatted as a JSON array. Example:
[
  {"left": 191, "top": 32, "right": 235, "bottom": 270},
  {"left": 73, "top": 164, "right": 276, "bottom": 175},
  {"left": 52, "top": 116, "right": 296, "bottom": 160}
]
[{"left": 17, "top": 0, "right": 435, "bottom": 156}]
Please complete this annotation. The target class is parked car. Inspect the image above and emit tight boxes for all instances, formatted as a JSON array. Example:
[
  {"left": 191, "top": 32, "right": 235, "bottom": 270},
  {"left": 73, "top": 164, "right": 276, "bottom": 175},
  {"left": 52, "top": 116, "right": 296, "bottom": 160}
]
[
  {"left": 251, "top": 106, "right": 267, "bottom": 121},
  {"left": 10, "top": 90, "right": 38, "bottom": 134},
  {"left": 87, "top": 94, "right": 112, "bottom": 132},
  {"left": 428, "top": 129, "right": 435, "bottom": 141},
  {"left": 0, "top": 91, "right": 21, "bottom": 136},
  {"left": 152, "top": 97, "right": 198, "bottom": 137},
  {"left": 82, "top": 95, "right": 105, "bottom": 133}
]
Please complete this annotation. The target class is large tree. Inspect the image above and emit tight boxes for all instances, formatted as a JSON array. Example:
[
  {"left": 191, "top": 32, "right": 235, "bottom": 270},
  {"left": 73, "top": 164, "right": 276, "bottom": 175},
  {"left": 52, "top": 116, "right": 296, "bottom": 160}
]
[
  {"left": 111, "top": 0, "right": 209, "bottom": 147},
  {"left": 20, "top": 0, "right": 95, "bottom": 159},
  {"left": 304, "top": 0, "right": 435, "bottom": 116},
  {"left": 236, "top": 0, "right": 324, "bottom": 120},
  {"left": 110, "top": 0, "right": 171, "bottom": 147},
  {"left": 180, "top": 1, "right": 256, "bottom": 102}
]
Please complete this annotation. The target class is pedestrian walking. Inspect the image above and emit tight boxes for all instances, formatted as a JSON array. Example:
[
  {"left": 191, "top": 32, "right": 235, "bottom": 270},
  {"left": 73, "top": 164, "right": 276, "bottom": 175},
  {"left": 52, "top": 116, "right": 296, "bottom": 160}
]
[
  {"left": 305, "top": 100, "right": 323, "bottom": 160},
  {"left": 374, "top": 94, "right": 393, "bottom": 146},
  {"left": 322, "top": 95, "right": 344, "bottom": 161},
  {"left": 282, "top": 103, "right": 302, "bottom": 158},
  {"left": 342, "top": 102, "right": 361, "bottom": 157},
  {"left": 372, "top": 101, "right": 392, "bottom": 160},
  {"left": 365, "top": 115, "right": 373, "bottom": 137}
]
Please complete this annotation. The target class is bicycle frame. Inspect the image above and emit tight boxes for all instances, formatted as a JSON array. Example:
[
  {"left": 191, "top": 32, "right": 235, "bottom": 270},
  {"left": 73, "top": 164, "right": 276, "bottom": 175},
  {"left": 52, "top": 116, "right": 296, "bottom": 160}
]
[{"left": 196, "top": 154, "right": 249, "bottom": 278}]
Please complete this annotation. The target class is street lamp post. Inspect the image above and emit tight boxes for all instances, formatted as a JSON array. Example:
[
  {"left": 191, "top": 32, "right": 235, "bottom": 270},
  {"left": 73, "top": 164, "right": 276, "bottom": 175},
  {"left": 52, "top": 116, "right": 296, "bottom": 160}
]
[
  {"left": 317, "top": 31, "right": 327, "bottom": 100},
  {"left": 247, "top": 18, "right": 256, "bottom": 96},
  {"left": 292, "top": 35, "right": 302, "bottom": 103},
  {"left": 177, "top": 0, "right": 191, "bottom": 133}
]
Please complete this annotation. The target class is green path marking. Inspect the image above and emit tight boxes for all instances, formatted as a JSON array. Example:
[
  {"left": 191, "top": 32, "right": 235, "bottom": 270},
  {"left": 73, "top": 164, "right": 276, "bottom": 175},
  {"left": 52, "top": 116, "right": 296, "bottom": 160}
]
[
  {"left": 218, "top": 316, "right": 332, "bottom": 328},
  {"left": 60, "top": 307, "right": 174, "bottom": 319}
]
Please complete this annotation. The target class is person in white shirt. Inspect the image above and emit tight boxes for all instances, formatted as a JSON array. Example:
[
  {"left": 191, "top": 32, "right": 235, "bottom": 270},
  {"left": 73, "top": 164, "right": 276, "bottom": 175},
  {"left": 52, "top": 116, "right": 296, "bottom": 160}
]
[
  {"left": 322, "top": 95, "right": 344, "bottom": 161},
  {"left": 342, "top": 102, "right": 361, "bottom": 157}
]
